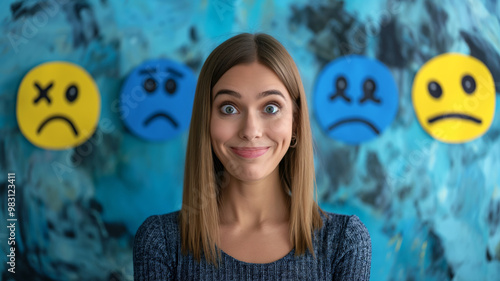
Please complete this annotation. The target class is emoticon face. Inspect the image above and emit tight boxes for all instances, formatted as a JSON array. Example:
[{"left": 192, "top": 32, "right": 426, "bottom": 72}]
[
  {"left": 412, "top": 53, "right": 495, "bottom": 143},
  {"left": 314, "top": 55, "right": 399, "bottom": 144},
  {"left": 119, "top": 59, "right": 196, "bottom": 141},
  {"left": 16, "top": 61, "right": 101, "bottom": 150}
]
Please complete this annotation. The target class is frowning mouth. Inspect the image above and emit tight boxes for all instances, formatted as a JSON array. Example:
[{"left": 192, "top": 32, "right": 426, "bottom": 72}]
[
  {"left": 37, "top": 115, "right": 78, "bottom": 136},
  {"left": 427, "top": 113, "right": 482, "bottom": 124},
  {"left": 328, "top": 118, "right": 380, "bottom": 134},
  {"left": 143, "top": 111, "right": 179, "bottom": 128},
  {"left": 230, "top": 147, "right": 269, "bottom": 159}
]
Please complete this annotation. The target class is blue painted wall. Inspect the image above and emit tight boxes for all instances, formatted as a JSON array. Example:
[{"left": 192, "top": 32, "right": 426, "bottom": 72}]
[{"left": 1, "top": 0, "right": 499, "bottom": 280}]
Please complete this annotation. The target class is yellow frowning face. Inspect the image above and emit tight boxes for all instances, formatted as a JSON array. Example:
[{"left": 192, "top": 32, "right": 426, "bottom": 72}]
[
  {"left": 17, "top": 61, "right": 101, "bottom": 150},
  {"left": 412, "top": 53, "right": 495, "bottom": 143}
]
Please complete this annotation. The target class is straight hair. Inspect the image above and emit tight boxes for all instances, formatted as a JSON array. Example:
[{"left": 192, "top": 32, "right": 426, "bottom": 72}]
[{"left": 180, "top": 33, "right": 325, "bottom": 267}]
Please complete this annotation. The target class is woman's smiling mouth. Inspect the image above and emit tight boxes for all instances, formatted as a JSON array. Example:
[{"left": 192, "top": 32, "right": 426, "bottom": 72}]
[{"left": 230, "top": 147, "right": 270, "bottom": 159}]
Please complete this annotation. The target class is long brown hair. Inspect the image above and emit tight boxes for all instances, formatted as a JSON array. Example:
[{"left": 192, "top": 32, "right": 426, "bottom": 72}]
[{"left": 180, "top": 33, "right": 325, "bottom": 267}]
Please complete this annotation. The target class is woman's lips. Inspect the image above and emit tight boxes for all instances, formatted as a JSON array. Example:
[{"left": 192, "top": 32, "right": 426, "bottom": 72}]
[{"left": 230, "top": 147, "right": 269, "bottom": 159}]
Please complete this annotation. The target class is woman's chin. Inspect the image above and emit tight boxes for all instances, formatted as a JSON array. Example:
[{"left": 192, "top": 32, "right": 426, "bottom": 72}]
[{"left": 228, "top": 168, "right": 273, "bottom": 183}]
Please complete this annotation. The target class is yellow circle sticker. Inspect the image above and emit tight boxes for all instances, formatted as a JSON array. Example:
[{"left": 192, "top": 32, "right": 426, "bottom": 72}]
[
  {"left": 17, "top": 61, "right": 101, "bottom": 150},
  {"left": 412, "top": 53, "right": 496, "bottom": 143}
]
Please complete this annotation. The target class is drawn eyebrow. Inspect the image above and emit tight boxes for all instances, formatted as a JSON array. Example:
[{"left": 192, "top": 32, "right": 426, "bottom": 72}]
[
  {"left": 166, "top": 68, "right": 183, "bottom": 78},
  {"left": 139, "top": 68, "right": 156, "bottom": 75},
  {"left": 213, "top": 89, "right": 286, "bottom": 100}
]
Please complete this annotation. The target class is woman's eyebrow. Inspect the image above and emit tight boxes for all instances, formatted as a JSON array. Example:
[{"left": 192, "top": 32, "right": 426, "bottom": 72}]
[
  {"left": 259, "top": 90, "right": 286, "bottom": 100},
  {"left": 213, "top": 89, "right": 286, "bottom": 100},
  {"left": 214, "top": 89, "right": 241, "bottom": 100}
]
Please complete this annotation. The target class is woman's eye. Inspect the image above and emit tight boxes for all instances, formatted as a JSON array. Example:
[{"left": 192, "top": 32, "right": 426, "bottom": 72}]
[
  {"left": 221, "top": 104, "right": 238, "bottom": 114},
  {"left": 264, "top": 104, "right": 279, "bottom": 114}
]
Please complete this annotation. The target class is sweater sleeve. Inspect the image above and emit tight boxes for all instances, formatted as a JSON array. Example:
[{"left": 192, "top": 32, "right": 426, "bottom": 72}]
[
  {"left": 133, "top": 215, "right": 174, "bottom": 281},
  {"left": 332, "top": 215, "right": 372, "bottom": 281}
]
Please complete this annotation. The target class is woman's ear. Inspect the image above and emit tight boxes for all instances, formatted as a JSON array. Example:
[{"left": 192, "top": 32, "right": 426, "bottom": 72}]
[{"left": 292, "top": 100, "right": 299, "bottom": 132}]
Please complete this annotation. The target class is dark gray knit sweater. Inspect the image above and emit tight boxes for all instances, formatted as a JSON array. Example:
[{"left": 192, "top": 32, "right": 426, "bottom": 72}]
[{"left": 133, "top": 210, "right": 371, "bottom": 280}]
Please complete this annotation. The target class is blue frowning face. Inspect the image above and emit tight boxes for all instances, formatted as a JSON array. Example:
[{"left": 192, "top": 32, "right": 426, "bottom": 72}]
[
  {"left": 313, "top": 55, "right": 399, "bottom": 144},
  {"left": 120, "top": 59, "right": 196, "bottom": 141}
]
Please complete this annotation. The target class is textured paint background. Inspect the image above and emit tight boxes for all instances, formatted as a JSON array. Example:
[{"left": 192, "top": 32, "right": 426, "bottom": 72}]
[{"left": 1, "top": 0, "right": 500, "bottom": 280}]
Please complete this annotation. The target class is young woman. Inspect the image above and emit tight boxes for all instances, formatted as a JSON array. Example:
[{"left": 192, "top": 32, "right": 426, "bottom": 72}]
[{"left": 134, "top": 33, "right": 371, "bottom": 280}]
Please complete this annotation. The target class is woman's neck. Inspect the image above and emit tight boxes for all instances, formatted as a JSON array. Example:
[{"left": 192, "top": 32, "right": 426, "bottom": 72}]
[{"left": 218, "top": 167, "right": 290, "bottom": 229}]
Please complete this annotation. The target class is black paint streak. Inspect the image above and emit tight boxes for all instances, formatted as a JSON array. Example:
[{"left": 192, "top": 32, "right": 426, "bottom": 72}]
[
  {"left": 358, "top": 152, "right": 392, "bottom": 212},
  {"left": 0, "top": 139, "right": 6, "bottom": 169},
  {"left": 423, "top": 0, "right": 450, "bottom": 53},
  {"left": 327, "top": 148, "right": 357, "bottom": 187},
  {"left": 377, "top": 19, "right": 406, "bottom": 68},
  {"left": 89, "top": 198, "right": 103, "bottom": 213},
  {"left": 190, "top": 26, "right": 198, "bottom": 42},
  {"left": 64, "top": 229, "right": 76, "bottom": 238},
  {"left": 461, "top": 30, "right": 500, "bottom": 93},
  {"left": 397, "top": 185, "right": 412, "bottom": 200},
  {"left": 10, "top": 1, "right": 43, "bottom": 20},
  {"left": 485, "top": 129, "right": 500, "bottom": 143},
  {"left": 104, "top": 222, "right": 128, "bottom": 238},
  {"left": 62, "top": 1, "right": 100, "bottom": 47},
  {"left": 289, "top": 1, "right": 366, "bottom": 66},
  {"left": 428, "top": 229, "right": 454, "bottom": 279},
  {"left": 487, "top": 199, "right": 500, "bottom": 237},
  {"left": 486, "top": 248, "right": 493, "bottom": 261}
]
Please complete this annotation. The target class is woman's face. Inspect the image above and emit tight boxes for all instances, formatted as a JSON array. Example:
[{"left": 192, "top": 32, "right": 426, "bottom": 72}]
[{"left": 210, "top": 61, "right": 294, "bottom": 183}]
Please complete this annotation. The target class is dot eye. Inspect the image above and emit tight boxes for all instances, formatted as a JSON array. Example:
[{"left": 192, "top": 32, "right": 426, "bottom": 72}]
[
  {"left": 264, "top": 104, "right": 279, "bottom": 114},
  {"left": 165, "top": 78, "right": 177, "bottom": 94},
  {"left": 427, "top": 81, "right": 442, "bottom": 99},
  {"left": 221, "top": 104, "right": 238, "bottom": 115},
  {"left": 143, "top": 78, "right": 157, "bottom": 93},
  {"left": 462, "top": 75, "right": 476, "bottom": 94},
  {"left": 65, "top": 84, "right": 78, "bottom": 103},
  {"left": 335, "top": 76, "right": 347, "bottom": 91}
]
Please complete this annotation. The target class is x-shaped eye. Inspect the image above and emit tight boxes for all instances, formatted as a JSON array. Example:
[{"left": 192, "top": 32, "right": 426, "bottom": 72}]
[
  {"left": 359, "top": 78, "right": 381, "bottom": 104},
  {"left": 329, "top": 76, "right": 351, "bottom": 102},
  {"left": 33, "top": 81, "right": 54, "bottom": 104}
]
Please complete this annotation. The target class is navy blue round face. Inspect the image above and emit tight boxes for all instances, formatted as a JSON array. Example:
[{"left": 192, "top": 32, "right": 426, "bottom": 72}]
[
  {"left": 120, "top": 59, "right": 196, "bottom": 141},
  {"left": 313, "top": 55, "right": 399, "bottom": 144}
]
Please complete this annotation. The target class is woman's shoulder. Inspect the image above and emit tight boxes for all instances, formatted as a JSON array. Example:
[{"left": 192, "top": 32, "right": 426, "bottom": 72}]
[
  {"left": 318, "top": 210, "right": 372, "bottom": 279},
  {"left": 138, "top": 210, "right": 180, "bottom": 229},
  {"left": 133, "top": 211, "right": 181, "bottom": 279},
  {"left": 318, "top": 210, "right": 371, "bottom": 243},
  {"left": 134, "top": 210, "right": 181, "bottom": 248}
]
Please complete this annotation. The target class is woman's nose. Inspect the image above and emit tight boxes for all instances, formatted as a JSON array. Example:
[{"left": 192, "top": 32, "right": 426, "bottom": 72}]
[{"left": 239, "top": 111, "right": 262, "bottom": 141}]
